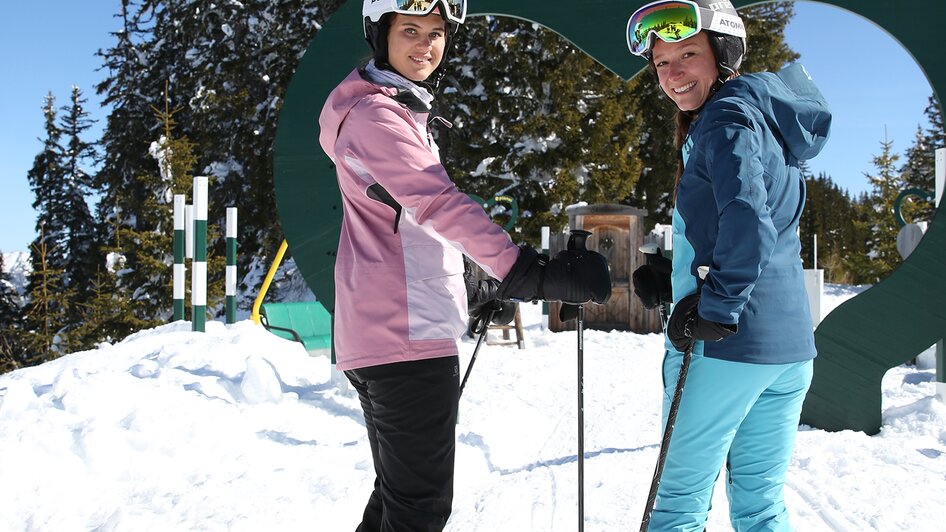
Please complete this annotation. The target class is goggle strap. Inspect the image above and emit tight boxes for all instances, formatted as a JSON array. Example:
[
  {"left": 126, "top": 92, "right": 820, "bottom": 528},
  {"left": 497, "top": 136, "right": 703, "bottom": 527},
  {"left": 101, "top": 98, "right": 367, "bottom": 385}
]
[
  {"left": 392, "top": 0, "right": 466, "bottom": 25},
  {"left": 627, "top": 0, "right": 745, "bottom": 56}
]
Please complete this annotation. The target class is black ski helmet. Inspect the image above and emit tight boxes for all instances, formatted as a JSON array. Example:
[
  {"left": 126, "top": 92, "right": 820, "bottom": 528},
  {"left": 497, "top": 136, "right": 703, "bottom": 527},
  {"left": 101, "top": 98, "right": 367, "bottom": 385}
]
[{"left": 362, "top": 0, "right": 466, "bottom": 83}]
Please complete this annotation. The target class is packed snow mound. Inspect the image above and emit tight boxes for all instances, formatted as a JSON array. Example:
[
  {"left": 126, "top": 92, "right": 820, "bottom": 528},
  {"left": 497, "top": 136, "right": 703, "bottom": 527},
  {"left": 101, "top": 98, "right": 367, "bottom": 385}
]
[{"left": 1, "top": 296, "right": 944, "bottom": 531}]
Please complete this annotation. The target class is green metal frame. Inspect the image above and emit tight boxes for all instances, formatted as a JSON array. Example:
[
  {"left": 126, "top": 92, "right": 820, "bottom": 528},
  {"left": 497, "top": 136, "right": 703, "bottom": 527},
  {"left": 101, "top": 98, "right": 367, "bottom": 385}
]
[
  {"left": 274, "top": 0, "right": 946, "bottom": 434},
  {"left": 894, "top": 187, "right": 934, "bottom": 227}
]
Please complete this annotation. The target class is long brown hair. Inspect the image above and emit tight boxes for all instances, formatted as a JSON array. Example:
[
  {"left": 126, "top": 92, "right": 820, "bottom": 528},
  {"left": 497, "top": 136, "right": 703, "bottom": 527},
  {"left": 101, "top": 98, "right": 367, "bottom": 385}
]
[
  {"left": 673, "top": 110, "right": 698, "bottom": 199},
  {"left": 649, "top": 57, "right": 698, "bottom": 201}
]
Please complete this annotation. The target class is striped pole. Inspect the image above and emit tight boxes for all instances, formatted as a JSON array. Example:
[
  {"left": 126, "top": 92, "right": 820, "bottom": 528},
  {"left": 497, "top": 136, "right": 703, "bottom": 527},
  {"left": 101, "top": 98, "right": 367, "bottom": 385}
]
[
  {"left": 173, "top": 194, "right": 186, "bottom": 321},
  {"left": 192, "top": 176, "right": 208, "bottom": 332},
  {"left": 185, "top": 204, "right": 194, "bottom": 260},
  {"left": 226, "top": 207, "right": 238, "bottom": 324},
  {"left": 541, "top": 226, "right": 550, "bottom": 330}
]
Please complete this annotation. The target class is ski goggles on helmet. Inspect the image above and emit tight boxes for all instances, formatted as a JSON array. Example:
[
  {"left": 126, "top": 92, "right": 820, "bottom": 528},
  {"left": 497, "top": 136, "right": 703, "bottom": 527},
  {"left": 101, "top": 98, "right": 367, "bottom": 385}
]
[
  {"left": 626, "top": 0, "right": 745, "bottom": 56},
  {"left": 391, "top": 0, "right": 467, "bottom": 25}
]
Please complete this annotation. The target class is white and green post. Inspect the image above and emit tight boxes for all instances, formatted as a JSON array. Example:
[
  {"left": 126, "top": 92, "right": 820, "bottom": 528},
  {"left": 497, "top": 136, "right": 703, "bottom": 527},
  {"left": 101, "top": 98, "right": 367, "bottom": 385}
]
[
  {"left": 226, "top": 207, "right": 237, "bottom": 324},
  {"left": 541, "top": 226, "right": 550, "bottom": 330},
  {"left": 173, "top": 194, "right": 186, "bottom": 321},
  {"left": 185, "top": 204, "right": 194, "bottom": 261},
  {"left": 192, "top": 176, "right": 208, "bottom": 332}
]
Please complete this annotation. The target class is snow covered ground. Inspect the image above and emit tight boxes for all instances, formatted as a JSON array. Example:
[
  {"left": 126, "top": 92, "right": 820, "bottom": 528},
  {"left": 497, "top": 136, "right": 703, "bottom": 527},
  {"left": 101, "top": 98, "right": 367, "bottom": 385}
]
[{"left": 1, "top": 284, "right": 944, "bottom": 531}]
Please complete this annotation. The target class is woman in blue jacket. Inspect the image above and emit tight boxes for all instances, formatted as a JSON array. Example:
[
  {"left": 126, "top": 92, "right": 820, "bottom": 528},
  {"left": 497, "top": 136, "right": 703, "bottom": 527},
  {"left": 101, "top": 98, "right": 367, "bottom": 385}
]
[{"left": 627, "top": 1, "right": 831, "bottom": 530}]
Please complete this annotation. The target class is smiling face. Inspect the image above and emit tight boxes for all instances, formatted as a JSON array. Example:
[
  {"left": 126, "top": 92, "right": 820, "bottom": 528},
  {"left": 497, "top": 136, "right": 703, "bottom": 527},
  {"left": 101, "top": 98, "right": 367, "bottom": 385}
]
[
  {"left": 386, "top": 10, "right": 447, "bottom": 82},
  {"left": 651, "top": 32, "right": 720, "bottom": 112}
]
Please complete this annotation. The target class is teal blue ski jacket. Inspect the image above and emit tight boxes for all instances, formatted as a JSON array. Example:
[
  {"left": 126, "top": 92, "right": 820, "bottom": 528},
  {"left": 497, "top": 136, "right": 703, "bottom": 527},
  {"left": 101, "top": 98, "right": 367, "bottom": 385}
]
[{"left": 668, "top": 63, "right": 832, "bottom": 364}]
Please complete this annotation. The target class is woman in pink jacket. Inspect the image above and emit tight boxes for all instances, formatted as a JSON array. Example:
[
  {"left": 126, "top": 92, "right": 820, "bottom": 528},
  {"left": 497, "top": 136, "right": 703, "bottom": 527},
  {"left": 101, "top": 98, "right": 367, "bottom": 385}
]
[{"left": 319, "top": 1, "right": 610, "bottom": 529}]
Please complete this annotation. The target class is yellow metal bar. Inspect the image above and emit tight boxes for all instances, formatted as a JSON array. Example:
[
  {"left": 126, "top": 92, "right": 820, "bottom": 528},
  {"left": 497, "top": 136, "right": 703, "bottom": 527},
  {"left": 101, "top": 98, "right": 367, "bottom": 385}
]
[{"left": 251, "top": 240, "right": 289, "bottom": 324}]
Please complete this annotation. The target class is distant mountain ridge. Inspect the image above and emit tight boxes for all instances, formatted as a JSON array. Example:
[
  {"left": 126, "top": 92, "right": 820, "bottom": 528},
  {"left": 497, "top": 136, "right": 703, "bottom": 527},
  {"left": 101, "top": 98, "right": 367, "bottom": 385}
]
[{"left": 1, "top": 252, "right": 29, "bottom": 298}]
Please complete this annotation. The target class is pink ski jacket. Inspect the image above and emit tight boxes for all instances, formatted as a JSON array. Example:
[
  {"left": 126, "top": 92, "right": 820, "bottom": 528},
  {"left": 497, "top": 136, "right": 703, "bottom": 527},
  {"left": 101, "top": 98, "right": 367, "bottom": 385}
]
[{"left": 319, "top": 68, "right": 520, "bottom": 371}]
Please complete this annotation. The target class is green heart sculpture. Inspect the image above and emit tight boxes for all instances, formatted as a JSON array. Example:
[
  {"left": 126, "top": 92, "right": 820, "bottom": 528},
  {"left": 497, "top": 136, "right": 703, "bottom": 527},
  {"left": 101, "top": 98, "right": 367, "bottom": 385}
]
[{"left": 273, "top": 0, "right": 946, "bottom": 435}]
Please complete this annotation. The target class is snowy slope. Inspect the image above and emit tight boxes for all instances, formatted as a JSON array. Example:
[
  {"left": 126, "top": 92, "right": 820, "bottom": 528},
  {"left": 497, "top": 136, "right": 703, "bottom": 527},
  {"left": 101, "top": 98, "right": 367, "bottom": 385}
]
[{"left": 0, "top": 285, "right": 943, "bottom": 531}]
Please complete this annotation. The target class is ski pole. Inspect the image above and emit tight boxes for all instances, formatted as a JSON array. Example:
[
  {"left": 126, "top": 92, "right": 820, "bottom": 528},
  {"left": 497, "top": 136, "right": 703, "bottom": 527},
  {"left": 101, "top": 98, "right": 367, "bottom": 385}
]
[
  {"left": 564, "top": 228, "right": 593, "bottom": 532},
  {"left": 459, "top": 307, "right": 494, "bottom": 399},
  {"left": 638, "top": 243, "right": 669, "bottom": 330},
  {"left": 639, "top": 266, "right": 708, "bottom": 532},
  {"left": 577, "top": 303, "right": 585, "bottom": 532},
  {"left": 639, "top": 341, "right": 692, "bottom": 532}
]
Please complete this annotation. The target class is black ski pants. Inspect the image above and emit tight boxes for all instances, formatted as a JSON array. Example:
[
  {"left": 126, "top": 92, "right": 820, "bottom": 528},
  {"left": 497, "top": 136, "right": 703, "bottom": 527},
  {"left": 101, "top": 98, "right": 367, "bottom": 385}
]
[{"left": 345, "top": 355, "right": 460, "bottom": 532}]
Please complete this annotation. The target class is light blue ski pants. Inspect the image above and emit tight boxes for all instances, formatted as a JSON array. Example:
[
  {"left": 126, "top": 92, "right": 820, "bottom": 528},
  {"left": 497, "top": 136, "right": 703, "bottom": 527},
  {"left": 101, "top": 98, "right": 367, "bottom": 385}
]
[{"left": 648, "top": 348, "right": 813, "bottom": 532}]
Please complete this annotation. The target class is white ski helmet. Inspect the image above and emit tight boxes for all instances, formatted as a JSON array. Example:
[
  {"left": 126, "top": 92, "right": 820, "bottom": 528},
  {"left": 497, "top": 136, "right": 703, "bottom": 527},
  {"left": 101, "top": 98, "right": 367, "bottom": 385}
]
[{"left": 627, "top": 0, "right": 746, "bottom": 75}]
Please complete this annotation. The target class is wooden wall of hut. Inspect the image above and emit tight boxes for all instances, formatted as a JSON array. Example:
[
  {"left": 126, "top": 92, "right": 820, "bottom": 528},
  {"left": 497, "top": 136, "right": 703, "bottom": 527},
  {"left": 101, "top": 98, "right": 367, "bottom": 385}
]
[{"left": 549, "top": 204, "right": 663, "bottom": 334}]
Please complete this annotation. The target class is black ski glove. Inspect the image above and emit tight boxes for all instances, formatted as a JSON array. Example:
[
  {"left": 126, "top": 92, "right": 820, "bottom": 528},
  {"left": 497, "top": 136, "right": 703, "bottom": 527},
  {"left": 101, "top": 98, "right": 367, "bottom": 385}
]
[
  {"left": 496, "top": 245, "right": 611, "bottom": 305},
  {"left": 632, "top": 253, "right": 672, "bottom": 310},
  {"left": 464, "top": 259, "right": 516, "bottom": 330},
  {"left": 666, "top": 293, "right": 738, "bottom": 352}
]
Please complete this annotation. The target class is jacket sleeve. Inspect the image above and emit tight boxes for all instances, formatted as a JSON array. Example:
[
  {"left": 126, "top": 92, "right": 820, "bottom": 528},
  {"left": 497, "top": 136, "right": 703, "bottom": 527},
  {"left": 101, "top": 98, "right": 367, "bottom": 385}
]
[
  {"left": 342, "top": 96, "right": 519, "bottom": 280},
  {"left": 699, "top": 101, "right": 778, "bottom": 324}
]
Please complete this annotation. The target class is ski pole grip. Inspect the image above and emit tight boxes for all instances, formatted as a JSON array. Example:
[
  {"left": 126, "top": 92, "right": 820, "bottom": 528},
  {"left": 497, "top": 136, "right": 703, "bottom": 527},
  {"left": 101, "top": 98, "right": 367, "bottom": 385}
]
[
  {"left": 567, "top": 229, "right": 592, "bottom": 252},
  {"left": 697, "top": 266, "right": 709, "bottom": 280}
]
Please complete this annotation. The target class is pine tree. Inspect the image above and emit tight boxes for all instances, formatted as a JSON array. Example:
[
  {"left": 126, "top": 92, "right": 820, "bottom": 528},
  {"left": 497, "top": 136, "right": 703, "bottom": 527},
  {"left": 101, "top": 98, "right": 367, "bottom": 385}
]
[
  {"left": 95, "top": 0, "right": 343, "bottom": 315},
  {"left": 862, "top": 133, "right": 905, "bottom": 282},
  {"left": 26, "top": 93, "right": 67, "bottom": 280},
  {"left": 20, "top": 225, "right": 73, "bottom": 366},
  {"left": 0, "top": 253, "right": 24, "bottom": 373},
  {"left": 899, "top": 125, "right": 936, "bottom": 223},
  {"left": 843, "top": 191, "right": 875, "bottom": 285},
  {"left": 800, "top": 171, "right": 868, "bottom": 283},
  {"left": 899, "top": 95, "right": 943, "bottom": 223},
  {"left": 24, "top": 94, "right": 78, "bottom": 343},
  {"left": 69, "top": 267, "right": 151, "bottom": 351},
  {"left": 58, "top": 85, "right": 101, "bottom": 314},
  {"left": 109, "top": 84, "right": 227, "bottom": 324},
  {"left": 95, "top": 0, "right": 163, "bottom": 316},
  {"left": 440, "top": 17, "right": 644, "bottom": 241},
  {"left": 925, "top": 94, "right": 945, "bottom": 149},
  {"left": 798, "top": 161, "right": 819, "bottom": 267}
]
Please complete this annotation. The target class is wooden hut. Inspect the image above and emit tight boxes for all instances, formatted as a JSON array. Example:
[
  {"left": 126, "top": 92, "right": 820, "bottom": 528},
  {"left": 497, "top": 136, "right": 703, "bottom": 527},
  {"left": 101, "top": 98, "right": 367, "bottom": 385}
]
[{"left": 549, "top": 204, "right": 663, "bottom": 334}]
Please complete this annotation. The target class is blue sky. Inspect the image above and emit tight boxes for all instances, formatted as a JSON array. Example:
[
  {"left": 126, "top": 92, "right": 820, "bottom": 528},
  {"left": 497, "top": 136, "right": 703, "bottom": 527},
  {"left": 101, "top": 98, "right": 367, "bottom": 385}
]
[{"left": 0, "top": 1, "right": 938, "bottom": 253}]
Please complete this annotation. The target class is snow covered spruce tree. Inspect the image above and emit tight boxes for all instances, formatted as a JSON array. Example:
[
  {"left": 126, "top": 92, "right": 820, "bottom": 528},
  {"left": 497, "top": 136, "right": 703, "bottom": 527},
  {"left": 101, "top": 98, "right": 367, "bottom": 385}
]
[
  {"left": 862, "top": 134, "right": 906, "bottom": 282},
  {"left": 96, "top": 0, "right": 342, "bottom": 318},
  {"left": 94, "top": 0, "right": 166, "bottom": 323},
  {"left": 628, "top": 2, "right": 800, "bottom": 229},
  {"left": 439, "top": 17, "right": 643, "bottom": 241},
  {"left": 57, "top": 86, "right": 101, "bottom": 317},
  {"left": 23, "top": 93, "right": 77, "bottom": 357},
  {"left": 23, "top": 87, "right": 101, "bottom": 352},
  {"left": 69, "top": 267, "right": 151, "bottom": 351},
  {"left": 20, "top": 224, "right": 73, "bottom": 366},
  {"left": 899, "top": 95, "right": 944, "bottom": 224},
  {"left": 0, "top": 253, "right": 24, "bottom": 373},
  {"left": 176, "top": 0, "right": 343, "bottom": 262},
  {"left": 107, "top": 86, "right": 226, "bottom": 325},
  {"left": 26, "top": 94, "right": 67, "bottom": 287}
]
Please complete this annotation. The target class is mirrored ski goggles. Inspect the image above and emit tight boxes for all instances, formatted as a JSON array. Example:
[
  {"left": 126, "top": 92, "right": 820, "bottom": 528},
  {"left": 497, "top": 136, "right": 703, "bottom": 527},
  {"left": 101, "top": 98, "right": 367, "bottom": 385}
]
[
  {"left": 393, "top": 0, "right": 467, "bottom": 25},
  {"left": 627, "top": 0, "right": 704, "bottom": 56}
]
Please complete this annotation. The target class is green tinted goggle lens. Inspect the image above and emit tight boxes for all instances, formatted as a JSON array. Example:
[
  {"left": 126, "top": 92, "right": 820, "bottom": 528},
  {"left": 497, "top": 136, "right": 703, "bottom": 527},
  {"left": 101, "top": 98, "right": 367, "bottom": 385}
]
[
  {"left": 627, "top": 1, "right": 701, "bottom": 56},
  {"left": 394, "top": 0, "right": 466, "bottom": 24}
]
